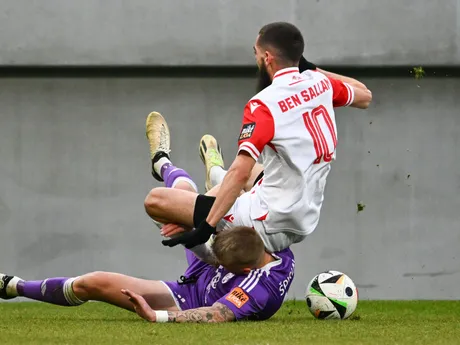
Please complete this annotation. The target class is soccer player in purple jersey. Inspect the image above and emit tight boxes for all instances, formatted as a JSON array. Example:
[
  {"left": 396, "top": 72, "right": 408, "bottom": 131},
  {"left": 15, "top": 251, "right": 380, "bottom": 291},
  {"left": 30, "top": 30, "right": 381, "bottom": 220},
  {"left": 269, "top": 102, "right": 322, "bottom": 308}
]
[
  {"left": 1, "top": 226, "right": 295, "bottom": 323},
  {"left": 0, "top": 114, "right": 296, "bottom": 323}
]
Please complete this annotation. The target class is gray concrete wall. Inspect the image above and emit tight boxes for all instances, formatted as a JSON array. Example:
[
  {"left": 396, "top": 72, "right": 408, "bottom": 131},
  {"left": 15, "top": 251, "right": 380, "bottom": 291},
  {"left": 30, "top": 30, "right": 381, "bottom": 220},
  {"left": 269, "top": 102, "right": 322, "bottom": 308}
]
[
  {"left": 0, "top": 75, "right": 458, "bottom": 300},
  {"left": 0, "top": 0, "right": 459, "bottom": 66}
]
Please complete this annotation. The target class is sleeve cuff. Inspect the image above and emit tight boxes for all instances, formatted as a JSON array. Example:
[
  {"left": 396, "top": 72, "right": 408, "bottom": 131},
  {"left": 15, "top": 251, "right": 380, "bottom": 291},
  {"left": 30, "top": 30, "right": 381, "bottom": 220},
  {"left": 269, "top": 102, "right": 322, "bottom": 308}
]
[
  {"left": 344, "top": 83, "right": 355, "bottom": 107},
  {"left": 238, "top": 142, "right": 260, "bottom": 161}
]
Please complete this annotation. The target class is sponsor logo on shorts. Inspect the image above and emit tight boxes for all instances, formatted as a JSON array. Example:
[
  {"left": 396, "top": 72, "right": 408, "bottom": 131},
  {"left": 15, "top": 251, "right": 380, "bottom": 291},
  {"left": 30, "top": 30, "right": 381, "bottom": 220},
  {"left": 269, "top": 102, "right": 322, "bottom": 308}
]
[
  {"left": 223, "top": 214, "right": 234, "bottom": 223},
  {"left": 226, "top": 287, "right": 249, "bottom": 308},
  {"left": 239, "top": 123, "right": 256, "bottom": 140},
  {"left": 256, "top": 212, "right": 269, "bottom": 221}
]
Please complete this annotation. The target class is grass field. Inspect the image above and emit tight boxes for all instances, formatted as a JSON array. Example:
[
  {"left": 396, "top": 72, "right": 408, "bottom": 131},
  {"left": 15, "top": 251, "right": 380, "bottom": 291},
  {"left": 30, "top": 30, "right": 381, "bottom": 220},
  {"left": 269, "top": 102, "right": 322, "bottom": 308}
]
[{"left": 0, "top": 301, "right": 459, "bottom": 345}]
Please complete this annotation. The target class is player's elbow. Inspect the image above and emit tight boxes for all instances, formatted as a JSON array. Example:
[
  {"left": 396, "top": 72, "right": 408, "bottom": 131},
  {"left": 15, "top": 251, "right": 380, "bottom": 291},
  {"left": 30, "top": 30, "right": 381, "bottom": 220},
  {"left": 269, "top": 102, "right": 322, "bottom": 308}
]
[{"left": 211, "top": 303, "right": 237, "bottom": 322}]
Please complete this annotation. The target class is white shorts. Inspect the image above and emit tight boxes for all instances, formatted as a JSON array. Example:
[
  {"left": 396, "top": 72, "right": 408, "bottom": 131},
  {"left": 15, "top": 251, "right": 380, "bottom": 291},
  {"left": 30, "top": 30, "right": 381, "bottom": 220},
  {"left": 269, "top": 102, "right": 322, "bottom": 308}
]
[{"left": 216, "top": 191, "right": 306, "bottom": 253}]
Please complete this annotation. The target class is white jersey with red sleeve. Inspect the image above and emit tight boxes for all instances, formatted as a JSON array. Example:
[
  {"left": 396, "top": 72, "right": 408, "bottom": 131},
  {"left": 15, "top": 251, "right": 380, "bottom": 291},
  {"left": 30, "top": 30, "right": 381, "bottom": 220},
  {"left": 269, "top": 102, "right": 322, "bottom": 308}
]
[{"left": 237, "top": 67, "right": 354, "bottom": 239}]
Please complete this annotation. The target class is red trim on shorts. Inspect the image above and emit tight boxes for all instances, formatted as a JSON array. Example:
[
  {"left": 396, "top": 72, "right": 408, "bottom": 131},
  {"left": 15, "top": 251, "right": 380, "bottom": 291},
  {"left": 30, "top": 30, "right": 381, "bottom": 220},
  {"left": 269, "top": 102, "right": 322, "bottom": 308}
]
[{"left": 256, "top": 212, "right": 269, "bottom": 221}]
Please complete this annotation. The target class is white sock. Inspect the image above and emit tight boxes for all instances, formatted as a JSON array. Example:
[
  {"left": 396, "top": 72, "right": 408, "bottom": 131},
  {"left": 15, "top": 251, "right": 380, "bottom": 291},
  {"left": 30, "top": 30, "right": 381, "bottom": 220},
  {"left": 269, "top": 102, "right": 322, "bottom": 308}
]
[
  {"left": 172, "top": 177, "right": 198, "bottom": 193},
  {"left": 6, "top": 276, "right": 22, "bottom": 297},
  {"left": 63, "top": 277, "right": 86, "bottom": 306},
  {"left": 210, "top": 166, "right": 227, "bottom": 187},
  {"left": 153, "top": 157, "right": 171, "bottom": 178}
]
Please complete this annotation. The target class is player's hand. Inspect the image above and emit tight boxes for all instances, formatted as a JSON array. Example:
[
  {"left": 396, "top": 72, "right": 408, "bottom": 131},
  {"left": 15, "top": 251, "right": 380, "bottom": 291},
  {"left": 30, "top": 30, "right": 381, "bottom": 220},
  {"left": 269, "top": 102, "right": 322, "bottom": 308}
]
[
  {"left": 121, "top": 289, "right": 156, "bottom": 322},
  {"left": 161, "top": 220, "right": 216, "bottom": 249},
  {"left": 160, "top": 223, "right": 189, "bottom": 237}
]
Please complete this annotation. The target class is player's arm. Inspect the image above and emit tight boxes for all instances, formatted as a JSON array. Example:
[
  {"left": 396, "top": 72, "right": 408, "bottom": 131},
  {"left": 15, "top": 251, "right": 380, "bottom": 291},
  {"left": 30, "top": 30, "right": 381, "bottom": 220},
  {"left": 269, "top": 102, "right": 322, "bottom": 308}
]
[
  {"left": 161, "top": 102, "right": 274, "bottom": 249},
  {"left": 299, "top": 55, "right": 367, "bottom": 91},
  {"left": 328, "top": 76, "right": 372, "bottom": 109},
  {"left": 350, "top": 86, "right": 372, "bottom": 109},
  {"left": 122, "top": 289, "right": 236, "bottom": 323},
  {"left": 244, "top": 163, "right": 265, "bottom": 192},
  {"left": 205, "top": 101, "right": 274, "bottom": 228},
  {"left": 166, "top": 302, "right": 235, "bottom": 323},
  {"left": 159, "top": 224, "right": 218, "bottom": 265},
  {"left": 161, "top": 153, "right": 254, "bottom": 248},
  {"left": 317, "top": 68, "right": 368, "bottom": 91},
  {"left": 205, "top": 153, "right": 255, "bottom": 227}
]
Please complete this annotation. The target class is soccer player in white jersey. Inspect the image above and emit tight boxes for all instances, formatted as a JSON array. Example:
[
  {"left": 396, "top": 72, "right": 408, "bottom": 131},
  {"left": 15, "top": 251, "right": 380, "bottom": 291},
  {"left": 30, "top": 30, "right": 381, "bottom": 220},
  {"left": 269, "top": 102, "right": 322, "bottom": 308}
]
[
  {"left": 146, "top": 22, "right": 372, "bottom": 253},
  {"left": 197, "top": 57, "right": 369, "bottom": 195}
]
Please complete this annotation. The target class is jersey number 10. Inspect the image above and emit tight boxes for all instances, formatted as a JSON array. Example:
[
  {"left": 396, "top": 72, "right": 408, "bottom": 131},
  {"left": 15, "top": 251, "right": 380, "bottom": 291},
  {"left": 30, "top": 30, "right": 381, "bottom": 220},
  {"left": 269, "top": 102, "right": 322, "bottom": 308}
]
[{"left": 303, "top": 105, "right": 337, "bottom": 164}]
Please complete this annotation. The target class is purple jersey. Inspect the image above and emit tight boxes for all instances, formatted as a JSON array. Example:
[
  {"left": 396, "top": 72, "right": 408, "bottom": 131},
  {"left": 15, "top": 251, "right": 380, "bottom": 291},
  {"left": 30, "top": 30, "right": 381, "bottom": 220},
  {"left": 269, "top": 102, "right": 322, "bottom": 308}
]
[{"left": 163, "top": 248, "right": 295, "bottom": 321}]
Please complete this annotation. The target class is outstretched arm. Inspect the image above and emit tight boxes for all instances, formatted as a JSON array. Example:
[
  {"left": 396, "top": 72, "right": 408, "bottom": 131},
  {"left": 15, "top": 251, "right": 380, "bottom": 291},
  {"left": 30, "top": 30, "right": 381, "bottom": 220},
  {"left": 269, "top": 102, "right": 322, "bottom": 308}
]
[
  {"left": 350, "top": 86, "right": 372, "bottom": 109},
  {"left": 167, "top": 302, "right": 235, "bottom": 323},
  {"left": 122, "top": 289, "right": 235, "bottom": 323},
  {"left": 317, "top": 68, "right": 368, "bottom": 91},
  {"left": 328, "top": 76, "right": 372, "bottom": 110},
  {"left": 299, "top": 55, "right": 368, "bottom": 91}
]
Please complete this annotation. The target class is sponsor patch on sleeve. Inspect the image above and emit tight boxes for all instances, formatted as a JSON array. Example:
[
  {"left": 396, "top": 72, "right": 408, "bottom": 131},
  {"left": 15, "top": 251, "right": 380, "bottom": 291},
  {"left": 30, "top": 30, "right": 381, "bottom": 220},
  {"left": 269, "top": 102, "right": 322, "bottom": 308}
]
[
  {"left": 225, "top": 287, "right": 249, "bottom": 308},
  {"left": 239, "top": 122, "right": 256, "bottom": 140}
]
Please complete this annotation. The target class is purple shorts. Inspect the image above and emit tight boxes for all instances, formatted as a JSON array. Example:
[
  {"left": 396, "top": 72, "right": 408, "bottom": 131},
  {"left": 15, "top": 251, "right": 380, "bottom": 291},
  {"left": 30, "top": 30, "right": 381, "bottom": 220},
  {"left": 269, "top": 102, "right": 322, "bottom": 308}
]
[{"left": 162, "top": 249, "right": 213, "bottom": 310}]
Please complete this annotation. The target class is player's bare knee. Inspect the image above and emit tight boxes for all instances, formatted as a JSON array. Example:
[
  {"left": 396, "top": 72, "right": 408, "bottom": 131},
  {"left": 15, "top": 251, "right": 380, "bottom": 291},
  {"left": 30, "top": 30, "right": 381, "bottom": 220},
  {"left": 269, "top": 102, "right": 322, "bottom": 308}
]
[
  {"left": 73, "top": 271, "right": 110, "bottom": 298},
  {"left": 144, "top": 188, "right": 167, "bottom": 214}
]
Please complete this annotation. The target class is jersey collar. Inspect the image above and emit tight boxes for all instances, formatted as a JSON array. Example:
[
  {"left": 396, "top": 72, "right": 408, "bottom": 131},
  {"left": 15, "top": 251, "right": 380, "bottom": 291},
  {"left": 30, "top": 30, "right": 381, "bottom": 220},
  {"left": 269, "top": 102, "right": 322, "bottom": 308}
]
[
  {"left": 260, "top": 254, "right": 283, "bottom": 276},
  {"left": 273, "top": 67, "right": 300, "bottom": 81}
]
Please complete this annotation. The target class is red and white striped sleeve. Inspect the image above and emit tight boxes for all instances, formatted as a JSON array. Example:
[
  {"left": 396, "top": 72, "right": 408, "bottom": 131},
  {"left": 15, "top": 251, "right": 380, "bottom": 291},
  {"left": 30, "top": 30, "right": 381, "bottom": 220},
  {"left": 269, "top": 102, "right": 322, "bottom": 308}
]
[
  {"left": 237, "top": 100, "right": 275, "bottom": 161},
  {"left": 327, "top": 77, "right": 355, "bottom": 107}
]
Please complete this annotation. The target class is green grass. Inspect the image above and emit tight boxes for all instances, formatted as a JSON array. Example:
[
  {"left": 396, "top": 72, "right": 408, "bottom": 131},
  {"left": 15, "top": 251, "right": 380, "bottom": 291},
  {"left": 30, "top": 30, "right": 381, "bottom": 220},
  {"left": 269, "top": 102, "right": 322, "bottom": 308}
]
[{"left": 0, "top": 301, "right": 459, "bottom": 345}]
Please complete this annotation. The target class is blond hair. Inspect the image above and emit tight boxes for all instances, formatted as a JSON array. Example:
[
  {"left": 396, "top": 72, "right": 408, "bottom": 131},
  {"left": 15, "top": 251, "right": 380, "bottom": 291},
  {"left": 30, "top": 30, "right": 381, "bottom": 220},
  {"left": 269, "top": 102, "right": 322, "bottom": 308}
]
[{"left": 211, "top": 226, "right": 265, "bottom": 269}]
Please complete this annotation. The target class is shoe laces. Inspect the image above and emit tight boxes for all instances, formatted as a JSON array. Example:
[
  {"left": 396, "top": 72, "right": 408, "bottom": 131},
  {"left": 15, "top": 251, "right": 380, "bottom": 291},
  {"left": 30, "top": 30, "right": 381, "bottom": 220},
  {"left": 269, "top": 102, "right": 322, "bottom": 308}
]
[{"left": 158, "top": 124, "right": 171, "bottom": 154}]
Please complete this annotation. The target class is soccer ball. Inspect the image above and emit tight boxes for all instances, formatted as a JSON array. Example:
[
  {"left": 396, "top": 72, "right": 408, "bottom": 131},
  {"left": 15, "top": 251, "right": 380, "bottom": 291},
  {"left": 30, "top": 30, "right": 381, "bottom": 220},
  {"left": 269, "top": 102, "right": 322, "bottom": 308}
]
[{"left": 305, "top": 270, "right": 358, "bottom": 320}]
